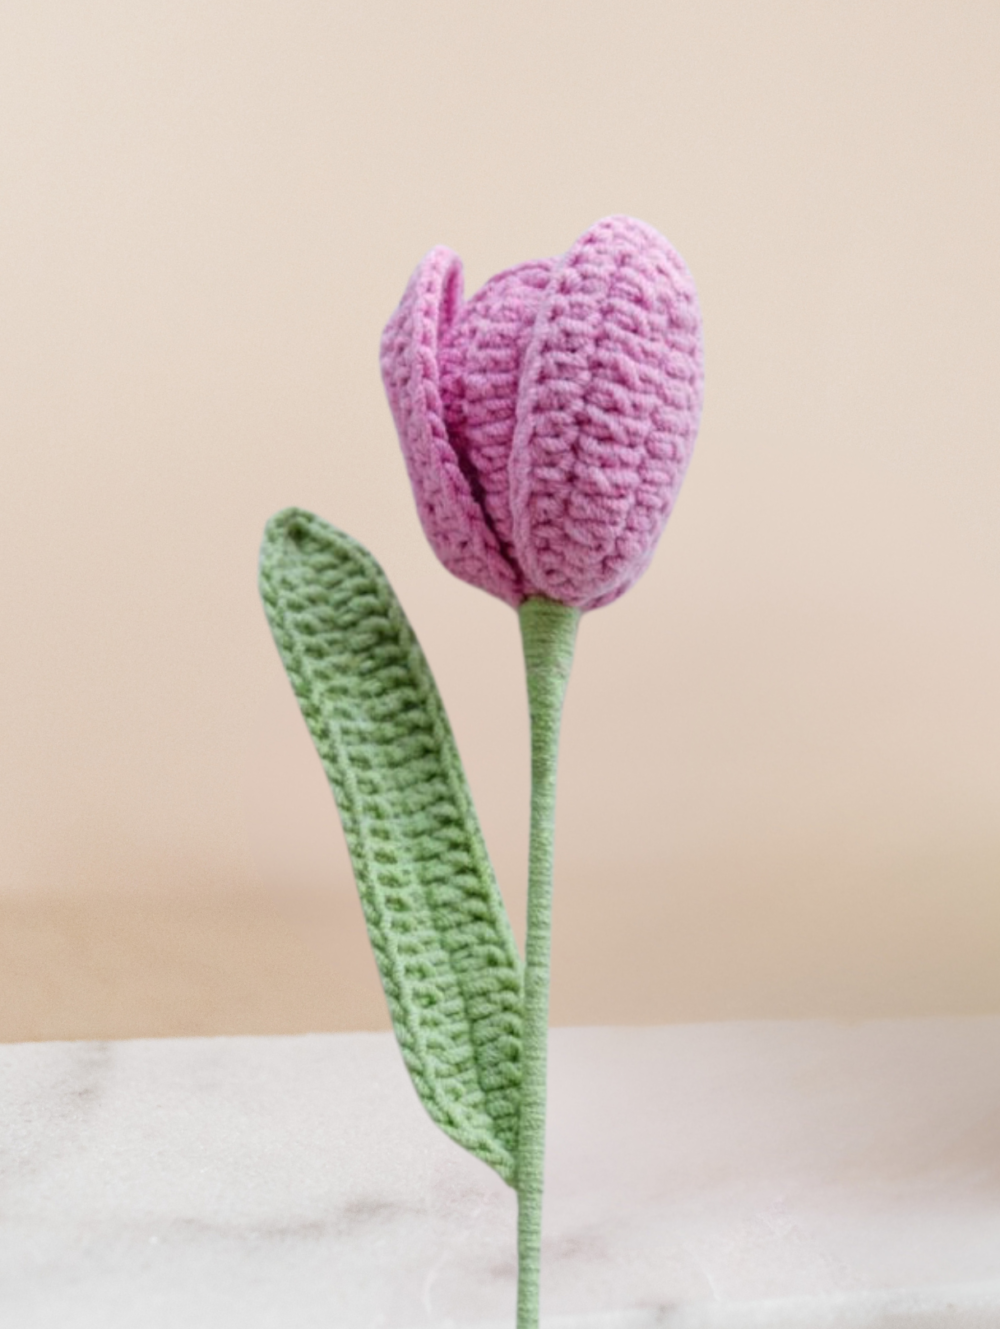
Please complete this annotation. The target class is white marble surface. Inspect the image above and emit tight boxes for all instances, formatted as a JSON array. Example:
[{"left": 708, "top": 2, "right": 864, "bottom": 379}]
[{"left": 2, "top": 1020, "right": 1000, "bottom": 1327}]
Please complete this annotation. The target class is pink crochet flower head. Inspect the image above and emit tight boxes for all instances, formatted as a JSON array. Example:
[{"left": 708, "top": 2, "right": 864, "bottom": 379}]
[{"left": 380, "top": 216, "right": 704, "bottom": 610}]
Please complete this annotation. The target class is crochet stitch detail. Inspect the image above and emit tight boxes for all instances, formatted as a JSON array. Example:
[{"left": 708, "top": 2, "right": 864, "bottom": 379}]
[
  {"left": 380, "top": 216, "right": 704, "bottom": 612},
  {"left": 380, "top": 249, "right": 522, "bottom": 607},
  {"left": 511, "top": 216, "right": 703, "bottom": 608},
  {"left": 260, "top": 509, "right": 523, "bottom": 1183},
  {"left": 438, "top": 259, "right": 555, "bottom": 594}
]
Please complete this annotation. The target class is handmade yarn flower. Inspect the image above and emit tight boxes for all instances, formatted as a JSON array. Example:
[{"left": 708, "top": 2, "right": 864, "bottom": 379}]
[
  {"left": 380, "top": 215, "right": 704, "bottom": 611},
  {"left": 261, "top": 216, "right": 703, "bottom": 1329}
]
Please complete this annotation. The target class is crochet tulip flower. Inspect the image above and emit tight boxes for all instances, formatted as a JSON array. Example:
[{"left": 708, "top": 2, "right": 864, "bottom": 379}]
[
  {"left": 260, "top": 216, "right": 702, "bottom": 1329},
  {"left": 380, "top": 214, "right": 703, "bottom": 611}
]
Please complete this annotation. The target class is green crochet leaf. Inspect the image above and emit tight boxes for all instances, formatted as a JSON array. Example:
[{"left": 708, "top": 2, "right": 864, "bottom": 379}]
[{"left": 259, "top": 507, "right": 523, "bottom": 1184}]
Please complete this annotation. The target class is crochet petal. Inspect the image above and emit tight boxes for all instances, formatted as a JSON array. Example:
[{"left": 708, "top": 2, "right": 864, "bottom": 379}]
[
  {"left": 380, "top": 247, "right": 521, "bottom": 606},
  {"left": 438, "top": 259, "right": 555, "bottom": 581},
  {"left": 510, "top": 216, "right": 704, "bottom": 608}
]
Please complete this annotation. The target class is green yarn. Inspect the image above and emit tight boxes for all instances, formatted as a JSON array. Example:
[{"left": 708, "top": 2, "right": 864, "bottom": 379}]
[
  {"left": 515, "top": 597, "right": 580, "bottom": 1329},
  {"left": 259, "top": 508, "right": 524, "bottom": 1184},
  {"left": 259, "top": 511, "right": 580, "bottom": 1315}
]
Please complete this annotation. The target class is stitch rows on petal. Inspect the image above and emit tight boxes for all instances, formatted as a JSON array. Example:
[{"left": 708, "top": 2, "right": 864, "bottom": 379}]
[
  {"left": 380, "top": 248, "right": 521, "bottom": 606},
  {"left": 439, "top": 259, "right": 554, "bottom": 594},
  {"left": 512, "top": 216, "right": 704, "bottom": 607}
]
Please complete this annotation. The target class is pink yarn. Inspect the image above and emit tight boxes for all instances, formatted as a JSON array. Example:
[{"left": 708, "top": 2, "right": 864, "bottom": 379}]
[{"left": 380, "top": 216, "right": 704, "bottom": 610}]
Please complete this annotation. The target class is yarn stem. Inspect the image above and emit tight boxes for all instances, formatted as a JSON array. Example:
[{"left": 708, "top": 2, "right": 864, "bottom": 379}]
[{"left": 515, "top": 596, "right": 580, "bottom": 1329}]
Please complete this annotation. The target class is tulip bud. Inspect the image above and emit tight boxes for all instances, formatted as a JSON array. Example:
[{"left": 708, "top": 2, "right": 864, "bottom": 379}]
[{"left": 380, "top": 215, "right": 703, "bottom": 610}]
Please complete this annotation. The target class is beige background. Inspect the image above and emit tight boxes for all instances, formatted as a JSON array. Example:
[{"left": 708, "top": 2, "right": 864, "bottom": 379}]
[{"left": 1, "top": 2, "right": 998, "bottom": 1042}]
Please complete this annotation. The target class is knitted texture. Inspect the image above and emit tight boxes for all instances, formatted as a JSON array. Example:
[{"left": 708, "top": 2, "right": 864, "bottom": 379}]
[
  {"left": 259, "top": 509, "right": 523, "bottom": 1184},
  {"left": 380, "top": 215, "right": 704, "bottom": 611}
]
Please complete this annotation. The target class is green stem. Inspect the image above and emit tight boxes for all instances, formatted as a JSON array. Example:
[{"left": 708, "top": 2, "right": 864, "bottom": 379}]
[{"left": 515, "top": 596, "right": 580, "bottom": 1329}]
